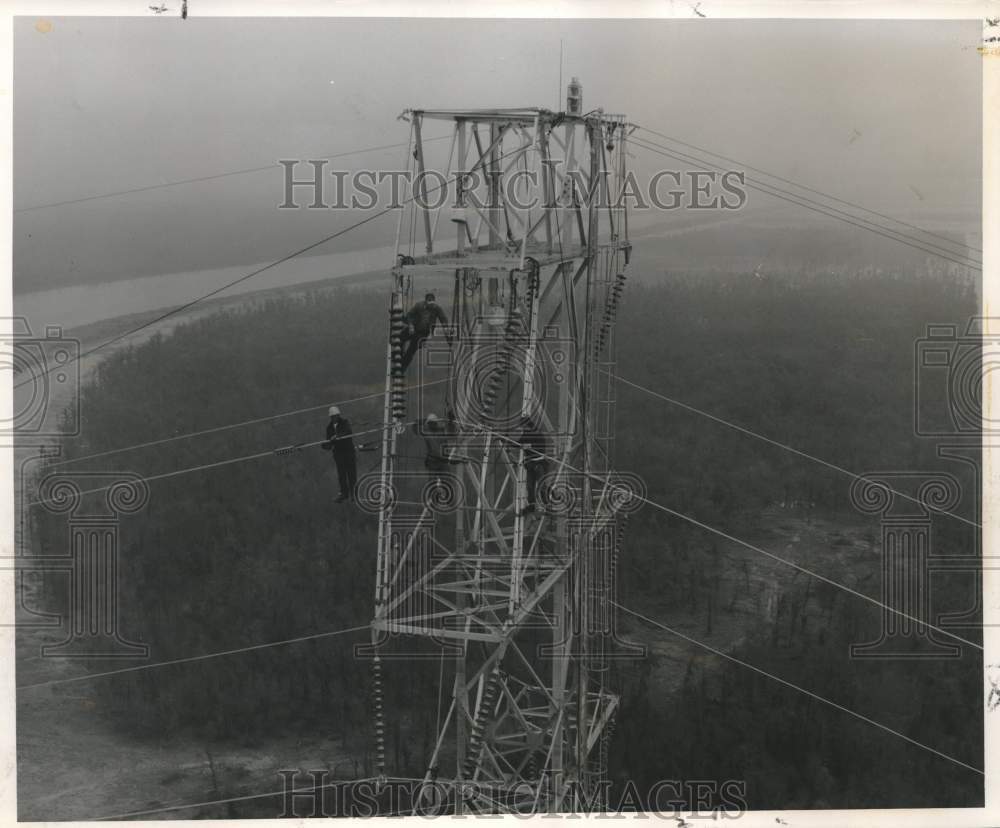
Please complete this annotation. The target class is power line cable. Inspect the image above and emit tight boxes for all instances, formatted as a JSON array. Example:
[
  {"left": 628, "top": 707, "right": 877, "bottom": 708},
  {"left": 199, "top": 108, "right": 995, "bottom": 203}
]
[
  {"left": 35, "top": 406, "right": 976, "bottom": 692},
  {"left": 21, "top": 438, "right": 982, "bottom": 790},
  {"left": 633, "top": 124, "right": 981, "bottom": 254},
  {"left": 16, "top": 141, "right": 526, "bottom": 395},
  {"left": 629, "top": 134, "right": 980, "bottom": 270},
  {"left": 614, "top": 600, "right": 982, "bottom": 776},
  {"left": 29, "top": 421, "right": 406, "bottom": 510},
  {"left": 49, "top": 378, "right": 447, "bottom": 467},
  {"left": 452, "top": 419, "right": 982, "bottom": 654},
  {"left": 612, "top": 373, "right": 981, "bottom": 530},
  {"left": 17, "top": 623, "right": 368, "bottom": 691},
  {"left": 15, "top": 136, "right": 450, "bottom": 213},
  {"left": 629, "top": 135, "right": 981, "bottom": 272},
  {"left": 15, "top": 209, "right": 398, "bottom": 393},
  {"left": 93, "top": 775, "right": 383, "bottom": 821}
]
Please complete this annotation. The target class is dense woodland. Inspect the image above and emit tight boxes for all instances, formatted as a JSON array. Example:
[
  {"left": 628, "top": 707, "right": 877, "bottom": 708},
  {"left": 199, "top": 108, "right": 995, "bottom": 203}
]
[{"left": 31, "top": 271, "right": 982, "bottom": 812}]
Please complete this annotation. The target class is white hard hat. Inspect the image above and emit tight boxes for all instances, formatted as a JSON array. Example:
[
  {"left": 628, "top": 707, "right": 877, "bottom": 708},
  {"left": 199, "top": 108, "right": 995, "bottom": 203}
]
[
  {"left": 426, "top": 413, "right": 440, "bottom": 423},
  {"left": 329, "top": 405, "right": 341, "bottom": 417}
]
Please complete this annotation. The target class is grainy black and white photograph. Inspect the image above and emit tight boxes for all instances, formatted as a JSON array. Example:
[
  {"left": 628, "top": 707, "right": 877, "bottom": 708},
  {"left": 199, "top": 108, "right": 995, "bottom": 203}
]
[{"left": 5, "top": 3, "right": 998, "bottom": 824}]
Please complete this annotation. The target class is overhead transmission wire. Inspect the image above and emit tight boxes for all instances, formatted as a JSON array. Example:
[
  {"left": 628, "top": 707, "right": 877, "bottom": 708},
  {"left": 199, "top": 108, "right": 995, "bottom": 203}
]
[
  {"left": 450, "top": 423, "right": 984, "bottom": 776},
  {"left": 634, "top": 124, "right": 981, "bottom": 254},
  {"left": 15, "top": 207, "right": 398, "bottom": 394},
  {"left": 612, "top": 600, "right": 982, "bottom": 776},
  {"left": 28, "top": 421, "right": 407, "bottom": 511},
  {"left": 611, "top": 133, "right": 982, "bottom": 529},
  {"left": 88, "top": 607, "right": 980, "bottom": 819},
  {"left": 628, "top": 126, "right": 981, "bottom": 266},
  {"left": 93, "top": 773, "right": 507, "bottom": 821},
  {"left": 17, "top": 623, "right": 369, "bottom": 692},
  {"left": 23, "top": 398, "right": 980, "bottom": 787},
  {"left": 628, "top": 134, "right": 981, "bottom": 272},
  {"left": 23, "top": 425, "right": 983, "bottom": 792},
  {"left": 583, "top": 134, "right": 983, "bottom": 774},
  {"left": 17, "top": 135, "right": 536, "bottom": 683},
  {"left": 48, "top": 378, "right": 447, "bottom": 468},
  {"left": 22, "top": 121, "right": 982, "bottom": 785},
  {"left": 24, "top": 127, "right": 979, "bottom": 643},
  {"left": 21, "top": 416, "right": 435, "bottom": 692},
  {"left": 629, "top": 132, "right": 980, "bottom": 270},
  {"left": 15, "top": 139, "right": 530, "bottom": 396},
  {"left": 93, "top": 775, "right": 389, "bottom": 821},
  {"left": 18, "top": 129, "right": 487, "bottom": 670},
  {"left": 610, "top": 372, "right": 981, "bottom": 531},
  {"left": 15, "top": 135, "right": 450, "bottom": 214},
  {"left": 449, "top": 418, "right": 982, "bottom": 655},
  {"left": 32, "top": 135, "right": 534, "bottom": 467},
  {"left": 387, "top": 414, "right": 986, "bottom": 779}
]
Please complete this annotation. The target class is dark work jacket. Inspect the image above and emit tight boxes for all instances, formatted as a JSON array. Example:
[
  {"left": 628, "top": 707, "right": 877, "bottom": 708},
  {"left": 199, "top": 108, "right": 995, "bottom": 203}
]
[
  {"left": 406, "top": 301, "right": 448, "bottom": 335},
  {"left": 326, "top": 417, "right": 356, "bottom": 457},
  {"left": 413, "top": 420, "right": 456, "bottom": 473}
]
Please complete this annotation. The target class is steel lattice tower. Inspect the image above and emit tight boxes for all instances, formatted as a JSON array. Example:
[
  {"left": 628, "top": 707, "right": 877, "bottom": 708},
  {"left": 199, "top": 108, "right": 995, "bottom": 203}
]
[{"left": 365, "top": 87, "right": 636, "bottom": 815}]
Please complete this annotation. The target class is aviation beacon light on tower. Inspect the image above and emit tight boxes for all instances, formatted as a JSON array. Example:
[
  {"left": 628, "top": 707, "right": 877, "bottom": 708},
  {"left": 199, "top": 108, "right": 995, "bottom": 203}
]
[{"left": 362, "top": 81, "right": 641, "bottom": 814}]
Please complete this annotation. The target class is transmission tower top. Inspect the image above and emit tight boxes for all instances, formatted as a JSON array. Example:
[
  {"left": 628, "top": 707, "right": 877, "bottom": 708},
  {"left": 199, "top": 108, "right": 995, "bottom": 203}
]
[{"left": 390, "top": 82, "right": 633, "bottom": 281}]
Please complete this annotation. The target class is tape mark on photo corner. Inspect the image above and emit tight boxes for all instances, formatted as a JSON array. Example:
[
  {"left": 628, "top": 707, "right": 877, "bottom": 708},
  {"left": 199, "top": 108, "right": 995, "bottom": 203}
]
[{"left": 987, "top": 665, "right": 1000, "bottom": 712}]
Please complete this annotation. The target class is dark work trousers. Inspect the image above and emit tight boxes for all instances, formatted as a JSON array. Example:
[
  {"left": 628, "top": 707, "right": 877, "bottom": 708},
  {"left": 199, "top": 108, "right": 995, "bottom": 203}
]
[
  {"left": 525, "top": 459, "right": 548, "bottom": 509},
  {"left": 400, "top": 330, "right": 430, "bottom": 371},
  {"left": 334, "top": 451, "right": 358, "bottom": 499}
]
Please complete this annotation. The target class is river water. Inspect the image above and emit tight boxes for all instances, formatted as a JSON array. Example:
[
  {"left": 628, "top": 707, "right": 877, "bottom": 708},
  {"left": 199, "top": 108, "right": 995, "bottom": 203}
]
[{"left": 14, "top": 243, "right": 400, "bottom": 334}]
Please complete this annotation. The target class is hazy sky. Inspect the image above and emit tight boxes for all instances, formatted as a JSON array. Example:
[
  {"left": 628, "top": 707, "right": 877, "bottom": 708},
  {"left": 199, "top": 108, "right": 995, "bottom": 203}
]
[{"left": 14, "top": 17, "right": 982, "bottom": 293}]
